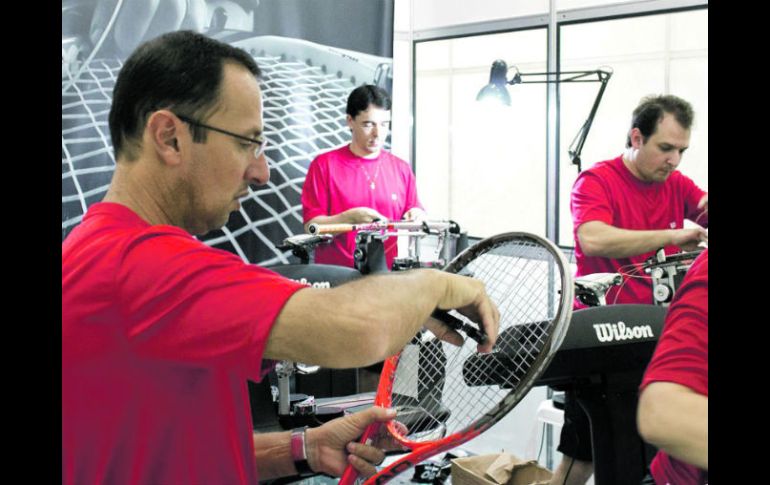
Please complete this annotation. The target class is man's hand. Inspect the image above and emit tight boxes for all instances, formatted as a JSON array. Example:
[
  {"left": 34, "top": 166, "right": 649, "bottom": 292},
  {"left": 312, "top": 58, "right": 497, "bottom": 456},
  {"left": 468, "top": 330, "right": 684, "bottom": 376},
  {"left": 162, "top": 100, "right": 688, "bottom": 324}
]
[
  {"left": 268, "top": 269, "right": 500, "bottom": 368},
  {"left": 403, "top": 207, "right": 427, "bottom": 223},
  {"left": 434, "top": 273, "right": 500, "bottom": 353},
  {"left": 423, "top": 316, "right": 465, "bottom": 348},
  {"left": 344, "top": 207, "right": 388, "bottom": 224},
  {"left": 305, "top": 406, "right": 406, "bottom": 478},
  {"left": 671, "top": 227, "right": 708, "bottom": 252}
]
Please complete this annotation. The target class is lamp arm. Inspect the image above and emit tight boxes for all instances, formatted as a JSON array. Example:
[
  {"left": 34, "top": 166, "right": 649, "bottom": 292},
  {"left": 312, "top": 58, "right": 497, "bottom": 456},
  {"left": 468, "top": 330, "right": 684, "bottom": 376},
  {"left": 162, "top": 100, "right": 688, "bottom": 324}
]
[
  {"left": 480, "top": 65, "right": 613, "bottom": 173},
  {"left": 567, "top": 72, "right": 611, "bottom": 172}
]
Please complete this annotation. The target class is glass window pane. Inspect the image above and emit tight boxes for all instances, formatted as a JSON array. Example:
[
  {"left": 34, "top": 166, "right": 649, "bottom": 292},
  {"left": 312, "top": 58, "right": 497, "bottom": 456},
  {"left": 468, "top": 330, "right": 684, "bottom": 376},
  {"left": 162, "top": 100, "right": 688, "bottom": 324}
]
[
  {"left": 451, "top": 73, "right": 547, "bottom": 236},
  {"left": 415, "top": 75, "right": 451, "bottom": 217},
  {"left": 670, "top": 57, "right": 708, "bottom": 190},
  {"left": 670, "top": 9, "right": 708, "bottom": 51},
  {"left": 560, "top": 15, "right": 667, "bottom": 59},
  {"left": 415, "top": 28, "right": 547, "bottom": 238},
  {"left": 416, "top": 39, "right": 451, "bottom": 72},
  {"left": 452, "top": 29, "right": 548, "bottom": 69}
]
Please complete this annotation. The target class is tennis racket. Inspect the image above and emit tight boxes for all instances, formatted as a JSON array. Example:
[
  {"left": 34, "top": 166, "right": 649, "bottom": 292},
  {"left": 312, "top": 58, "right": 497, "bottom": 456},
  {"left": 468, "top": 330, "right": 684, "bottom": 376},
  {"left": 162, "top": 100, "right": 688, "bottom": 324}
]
[{"left": 339, "top": 231, "right": 573, "bottom": 485}]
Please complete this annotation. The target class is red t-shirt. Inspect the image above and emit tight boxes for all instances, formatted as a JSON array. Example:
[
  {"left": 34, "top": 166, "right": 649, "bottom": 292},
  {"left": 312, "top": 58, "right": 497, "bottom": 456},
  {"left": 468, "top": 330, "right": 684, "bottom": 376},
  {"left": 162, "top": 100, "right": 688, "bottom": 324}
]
[
  {"left": 301, "top": 145, "right": 423, "bottom": 269},
  {"left": 640, "top": 249, "right": 708, "bottom": 485},
  {"left": 62, "top": 203, "right": 305, "bottom": 485},
  {"left": 571, "top": 155, "right": 707, "bottom": 305}
]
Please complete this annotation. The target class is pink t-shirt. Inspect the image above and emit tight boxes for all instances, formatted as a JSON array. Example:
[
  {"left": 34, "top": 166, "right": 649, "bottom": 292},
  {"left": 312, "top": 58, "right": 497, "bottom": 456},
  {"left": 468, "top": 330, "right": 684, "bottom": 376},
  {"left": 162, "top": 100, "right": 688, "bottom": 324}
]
[
  {"left": 571, "top": 155, "right": 707, "bottom": 305},
  {"left": 640, "top": 249, "right": 708, "bottom": 485},
  {"left": 62, "top": 202, "right": 305, "bottom": 485},
  {"left": 301, "top": 145, "right": 423, "bottom": 269}
]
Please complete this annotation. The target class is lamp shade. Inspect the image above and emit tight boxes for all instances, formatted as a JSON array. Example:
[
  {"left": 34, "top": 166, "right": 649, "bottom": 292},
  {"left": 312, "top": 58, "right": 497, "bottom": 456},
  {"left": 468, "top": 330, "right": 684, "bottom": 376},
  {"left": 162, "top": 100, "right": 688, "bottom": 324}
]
[{"left": 476, "top": 59, "right": 511, "bottom": 106}]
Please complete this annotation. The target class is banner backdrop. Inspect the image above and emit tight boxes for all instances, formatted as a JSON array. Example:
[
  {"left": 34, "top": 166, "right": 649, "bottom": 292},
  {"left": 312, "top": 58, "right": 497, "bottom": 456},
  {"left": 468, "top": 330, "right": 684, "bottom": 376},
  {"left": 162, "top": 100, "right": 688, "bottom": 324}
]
[{"left": 62, "top": 0, "right": 394, "bottom": 265}]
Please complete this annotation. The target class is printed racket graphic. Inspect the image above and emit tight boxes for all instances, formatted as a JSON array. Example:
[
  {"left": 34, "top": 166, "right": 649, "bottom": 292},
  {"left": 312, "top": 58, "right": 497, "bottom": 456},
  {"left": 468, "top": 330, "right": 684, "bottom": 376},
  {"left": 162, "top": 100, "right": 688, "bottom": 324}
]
[{"left": 339, "top": 231, "right": 573, "bottom": 485}]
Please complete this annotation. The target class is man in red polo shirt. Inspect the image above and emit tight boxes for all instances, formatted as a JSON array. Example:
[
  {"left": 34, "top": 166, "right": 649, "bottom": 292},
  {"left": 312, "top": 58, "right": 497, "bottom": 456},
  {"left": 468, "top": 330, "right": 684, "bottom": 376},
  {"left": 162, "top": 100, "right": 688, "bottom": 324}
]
[
  {"left": 62, "top": 31, "right": 500, "bottom": 485},
  {"left": 550, "top": 94, "right": 708, "bottom": 485},
  {"left": 302, "top": 84, "right": 426, "bottom": 269}
]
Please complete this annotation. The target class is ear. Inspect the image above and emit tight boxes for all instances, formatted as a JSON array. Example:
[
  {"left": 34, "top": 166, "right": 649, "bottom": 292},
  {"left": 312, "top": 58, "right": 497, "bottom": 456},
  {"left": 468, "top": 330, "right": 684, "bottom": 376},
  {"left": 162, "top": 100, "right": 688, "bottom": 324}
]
[
  {"left": 146, "top": 110, "right": 184, "bottom": 166},
  {"left": 346, "top": 114, "right": 354, "bottom": 131},
  {"left": 628, "top": 127, "right": 645, "bottom": 149}
]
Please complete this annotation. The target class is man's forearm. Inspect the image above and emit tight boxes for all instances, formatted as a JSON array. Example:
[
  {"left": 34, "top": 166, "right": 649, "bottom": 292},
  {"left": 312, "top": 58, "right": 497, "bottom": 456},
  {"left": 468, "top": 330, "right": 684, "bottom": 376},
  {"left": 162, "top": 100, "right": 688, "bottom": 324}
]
[
  {"left": 252, "top": 431, "right": 296, "bottom": 480},
  {"left": 578, "top": 221, "right": 675, "bottom": 258},
  {"left": 266, "top": 269, "right": 448, "bottom": 368}
]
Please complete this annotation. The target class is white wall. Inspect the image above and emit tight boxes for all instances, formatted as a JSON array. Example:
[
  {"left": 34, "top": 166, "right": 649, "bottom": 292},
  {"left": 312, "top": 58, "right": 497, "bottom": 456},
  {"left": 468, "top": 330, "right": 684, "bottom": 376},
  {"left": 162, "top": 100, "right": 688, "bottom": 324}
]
[{"left": 414, "top": 29, "right": 549, "bottom": 238}]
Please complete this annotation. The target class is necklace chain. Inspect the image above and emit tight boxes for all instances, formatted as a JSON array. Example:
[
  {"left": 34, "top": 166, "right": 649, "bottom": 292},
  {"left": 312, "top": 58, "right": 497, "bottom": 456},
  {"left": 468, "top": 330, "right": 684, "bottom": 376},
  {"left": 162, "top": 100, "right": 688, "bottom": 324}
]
[{"left": 360, "top": 160, "right": 382, "bottom": 190}]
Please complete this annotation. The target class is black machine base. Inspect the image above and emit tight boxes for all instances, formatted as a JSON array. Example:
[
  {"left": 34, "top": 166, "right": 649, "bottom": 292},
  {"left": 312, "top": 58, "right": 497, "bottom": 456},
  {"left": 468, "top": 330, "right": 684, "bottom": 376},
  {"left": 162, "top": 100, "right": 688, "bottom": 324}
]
[
  {"left": 570, "top": 373, "right": 658, "bottom": 484},
  {"left": 277, "top": 407, "right": 345, "bottom": 429},
  {"left": 536, "top": 304, "right": 668, "bottom": 485}
]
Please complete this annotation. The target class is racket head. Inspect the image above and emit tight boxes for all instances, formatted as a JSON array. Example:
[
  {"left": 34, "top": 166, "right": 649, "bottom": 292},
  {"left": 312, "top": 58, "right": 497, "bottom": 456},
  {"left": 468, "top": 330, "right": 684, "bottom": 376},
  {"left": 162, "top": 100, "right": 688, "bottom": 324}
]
[
  {"left": 444, "top": 231, "right": 573, "bottom": 357},
  {"left": 371, "top": 232, "right": 573, "bottom": 481}
]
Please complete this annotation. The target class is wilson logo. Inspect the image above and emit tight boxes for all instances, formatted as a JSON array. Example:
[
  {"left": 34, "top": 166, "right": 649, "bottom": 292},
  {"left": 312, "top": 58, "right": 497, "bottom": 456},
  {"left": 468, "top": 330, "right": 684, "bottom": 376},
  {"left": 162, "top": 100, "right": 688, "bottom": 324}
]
[
  {"left": 593, "top": 321, "right": 654, "bottom": 342},
  {"left": 290, "top": 277, "right": 331, "bottom": 289}
]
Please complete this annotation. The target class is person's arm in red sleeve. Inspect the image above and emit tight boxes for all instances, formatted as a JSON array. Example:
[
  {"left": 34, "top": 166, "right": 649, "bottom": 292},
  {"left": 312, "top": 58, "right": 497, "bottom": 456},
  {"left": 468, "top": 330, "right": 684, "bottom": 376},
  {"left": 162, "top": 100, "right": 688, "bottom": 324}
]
[
  {"left": 573, "top": 173, "right": 706, "bottom": 257},
  {"left": 637, "top": 251, "right": 708, "bottom": 470}
]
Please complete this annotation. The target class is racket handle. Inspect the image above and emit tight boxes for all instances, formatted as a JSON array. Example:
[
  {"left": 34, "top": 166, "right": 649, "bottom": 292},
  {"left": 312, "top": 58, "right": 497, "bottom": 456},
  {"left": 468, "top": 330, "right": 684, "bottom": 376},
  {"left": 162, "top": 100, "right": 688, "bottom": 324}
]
[
  {"left": 338, "top": 421, "right": 382, "bottom": 485},
  {"left": 431, "top": 310, "right": 488, "bottom": 345},
  {"left": 307, "top": 223, "right": 355, "bottom": 235}
]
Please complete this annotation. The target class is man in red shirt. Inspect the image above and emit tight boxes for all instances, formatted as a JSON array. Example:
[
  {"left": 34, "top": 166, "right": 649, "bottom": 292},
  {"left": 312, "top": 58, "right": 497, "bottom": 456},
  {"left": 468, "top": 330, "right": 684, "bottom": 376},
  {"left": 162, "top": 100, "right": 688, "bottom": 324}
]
[
  {"left": 570, "top": 95, "right": 708, "bottom": 306},
  {"left": 302, "top": 84, "right": 426, "bottom": 269},
  {"left": 638, "top": 249, "right": 708, "bottom": 484},
  {"left": 550, "top": 94, "right": 708, "bottom": 485},
  {"left": 62, "top": 31, "right": 500, "bottom": 485}
]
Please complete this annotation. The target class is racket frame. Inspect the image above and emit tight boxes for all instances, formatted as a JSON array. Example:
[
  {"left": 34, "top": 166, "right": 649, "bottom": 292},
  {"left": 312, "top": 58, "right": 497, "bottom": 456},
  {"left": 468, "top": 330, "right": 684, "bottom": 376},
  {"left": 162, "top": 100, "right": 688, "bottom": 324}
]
[{"left": 348, "top": 232, "right": 574, "bottom": 485}]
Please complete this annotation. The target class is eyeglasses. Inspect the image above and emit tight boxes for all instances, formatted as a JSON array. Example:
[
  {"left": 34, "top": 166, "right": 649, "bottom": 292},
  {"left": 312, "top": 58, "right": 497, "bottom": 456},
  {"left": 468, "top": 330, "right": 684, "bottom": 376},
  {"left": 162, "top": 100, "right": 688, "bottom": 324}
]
[
  {"left": 358, "top": 120, "right": 391, "bottom": 131},
  {"left": 175, "top": 113, "right": 268, "bottom": 159}
]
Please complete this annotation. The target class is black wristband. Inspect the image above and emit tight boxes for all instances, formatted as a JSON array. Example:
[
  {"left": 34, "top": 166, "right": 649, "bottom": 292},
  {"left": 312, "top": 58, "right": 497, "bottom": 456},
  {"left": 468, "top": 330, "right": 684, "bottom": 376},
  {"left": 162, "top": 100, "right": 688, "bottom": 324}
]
[{"left": 290, "top": 426, "right": 313, "bottom": 475}]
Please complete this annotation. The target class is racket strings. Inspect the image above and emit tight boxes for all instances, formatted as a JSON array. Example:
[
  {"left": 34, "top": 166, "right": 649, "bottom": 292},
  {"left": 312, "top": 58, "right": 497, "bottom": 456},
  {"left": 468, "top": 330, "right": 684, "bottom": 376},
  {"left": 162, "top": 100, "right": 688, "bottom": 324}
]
[
  {"left": 610, "top": 262, "right": 650, "bottom": 304},
  {"left": 391, "top": 238, "right": 565, "bottom": 443}
]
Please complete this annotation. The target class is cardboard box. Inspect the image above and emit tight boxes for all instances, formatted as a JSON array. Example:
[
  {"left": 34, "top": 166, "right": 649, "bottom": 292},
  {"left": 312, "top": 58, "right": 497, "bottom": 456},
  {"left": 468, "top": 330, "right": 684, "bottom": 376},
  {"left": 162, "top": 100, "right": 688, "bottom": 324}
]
[{"left": 451, "top": 453, "right": 552, "bottom": 485}]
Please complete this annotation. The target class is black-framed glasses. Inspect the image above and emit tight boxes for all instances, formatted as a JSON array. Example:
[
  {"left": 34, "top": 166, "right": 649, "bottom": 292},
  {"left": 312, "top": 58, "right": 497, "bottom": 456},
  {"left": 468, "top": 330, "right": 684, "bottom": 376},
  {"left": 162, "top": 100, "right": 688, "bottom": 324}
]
[{"left": 175, "top": 113, "right": 268, "bottom": 158}]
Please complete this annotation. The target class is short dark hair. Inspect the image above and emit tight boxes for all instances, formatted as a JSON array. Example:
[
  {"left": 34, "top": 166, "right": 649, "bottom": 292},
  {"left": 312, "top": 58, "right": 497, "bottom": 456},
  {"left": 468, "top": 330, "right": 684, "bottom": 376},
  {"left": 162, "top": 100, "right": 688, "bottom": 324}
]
[
  {"left": 626, "top": 94, "right": 694, "bottom": 147},
  {"left": 346, "top": 84, "right": 391, "bottom": 118},
  {"left": 109, "top": 30, "right": 261, "bottom": 160}
]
